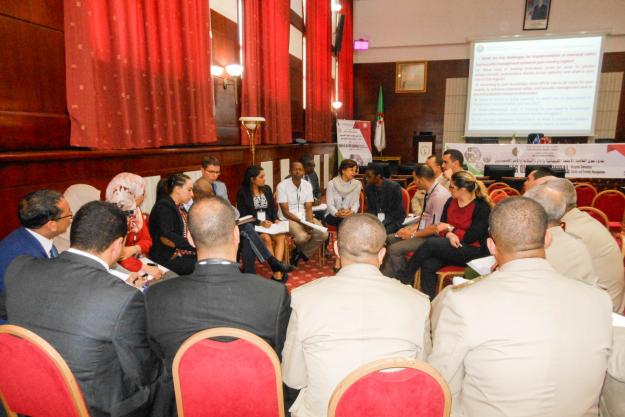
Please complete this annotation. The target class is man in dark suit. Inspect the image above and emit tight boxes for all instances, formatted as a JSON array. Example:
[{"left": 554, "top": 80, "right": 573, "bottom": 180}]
[
  {"left": 365, "top": 163, "right": 406, "bottom": 234},
  {"left": 0, "top": 189, "right": 73, "bottom": 323},
  {"left": 5, "top": 201, "right": 161, "bottom": 417},
  {"left": 146, "top": 196, "right": 291, "bottom": 417}
]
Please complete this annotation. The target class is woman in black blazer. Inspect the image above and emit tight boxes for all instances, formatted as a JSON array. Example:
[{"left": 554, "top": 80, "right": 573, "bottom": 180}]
[
  {"left": 148, "top": 173, "right": 196, "bottom": 275},
  {"left": 236, "top": 165, "right": 288, "bottom": 281}
]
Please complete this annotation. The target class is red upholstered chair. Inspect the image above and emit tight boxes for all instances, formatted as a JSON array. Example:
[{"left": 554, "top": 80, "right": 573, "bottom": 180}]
[
  {"left": 500, "top": 187, "right": 520, "bottom": 196},
  {"left": 487, "top": 181, "right": 509, "bottom": 194},
  {"left": 327, "top": 357, "right": 451, "bottom": 417},
  {"left": 173, "top": 327, "right": 285, "bottom": 417},
  {"left": 578, "top": 206, "right": 610, "bottom": 229},
  {"left": 436, "top": 266, "right": 465, "bottom": 294},
  {"left": 592, "top": 190, "right": 625, "bottom": 231},
  {"left": 0, "top": 325, "right": 90, "bottom": 417},
  {"left": 400, "top": 187, "right": 410, "bottom": 215},
  {"left": 359, "top": 191, "right": 366, "bottom": 213},
  {"left": 575, "top": 183, "right": 598, "bottom": 207},
  {"left": 489, "top": 188, "right": 511, "bottom": 204},
  {"left": 406, "top": 185, "right": 419, "bottom": 211}
]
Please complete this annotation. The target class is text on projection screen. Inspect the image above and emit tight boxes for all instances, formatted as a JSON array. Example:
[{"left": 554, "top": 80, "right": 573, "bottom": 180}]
[{"left": 465, "top": 36, "right": 603, "bottom": 137}]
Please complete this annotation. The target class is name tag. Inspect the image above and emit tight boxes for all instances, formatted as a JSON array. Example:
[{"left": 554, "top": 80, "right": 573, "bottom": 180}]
[
  {"left": 257, "top": 211, "right": 266, "bottom": 222},
  {"left": 377, "top": 212, "right": 386, "bottom": 222}
]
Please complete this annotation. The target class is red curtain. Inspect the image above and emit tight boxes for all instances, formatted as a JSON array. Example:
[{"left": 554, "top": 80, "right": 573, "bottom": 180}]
[
  {"left": 241, "top": 0, "right": 292, "bottom": 145},
  {"left": 338, "top": 1, "right": 354, "bottom": 120},
  {"left": 64, "top": 0, "right": 217, "bottom": 149},
  {"left": 305, "top": 0, "right": 333, "bottom": 142}
]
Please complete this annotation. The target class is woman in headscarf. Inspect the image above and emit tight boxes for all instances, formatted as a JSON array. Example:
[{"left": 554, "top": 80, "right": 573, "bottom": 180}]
[{"left": 106, "top": 172, "right": 163, "bottom": 280}]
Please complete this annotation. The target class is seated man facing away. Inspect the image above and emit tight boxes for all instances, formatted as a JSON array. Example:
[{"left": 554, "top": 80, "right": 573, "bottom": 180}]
[
  {"left": 524, "top": 181, "right": 598, "bottom": 285},
  {"left": 5, "top": 201, "right": 161, "bottom": 417},
  {"left": 282, "top": 214, "right": 431, "bottom": 417},
  {"left": 429, "top": 197, "right": 612, "bottom": 417},
  {"left": 552, "top": 178, "right": 625, "bottom": 312},
  {"left": 0, "top": 189, "right": 72, "bottom": 322},
  {"left": 364, "top": 163, "right": 405, "bottom": 234},
  {"left": 146, "top": 196, "right": 291, "bottom": 417},
  {"left": 382, "top": 164, "right": 451, "bottom": 278},
  {"left": 601, "top": 325, "right": 625, "bottom": 417}
]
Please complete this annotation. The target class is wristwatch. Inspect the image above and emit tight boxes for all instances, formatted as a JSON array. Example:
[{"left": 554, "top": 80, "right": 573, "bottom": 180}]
[{"left": 447, "top": 225, "right": 454, "bottom": 233}]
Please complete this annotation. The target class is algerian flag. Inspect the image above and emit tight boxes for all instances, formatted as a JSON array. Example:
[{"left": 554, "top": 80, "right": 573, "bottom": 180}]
[{"left": 374, "top": 85, "right": 386, "bottom": 153}]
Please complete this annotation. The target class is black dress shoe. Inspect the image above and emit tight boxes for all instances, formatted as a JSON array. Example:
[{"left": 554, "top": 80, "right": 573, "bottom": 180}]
[
  {"left": 271, "top": 273, "right": 289, "bottom": 284},
  {"left": 290, "top": 249, "right": 309, "bottom": 267},
  {"left": 268, "top": 256, "right": 295, "bottom": 273}
]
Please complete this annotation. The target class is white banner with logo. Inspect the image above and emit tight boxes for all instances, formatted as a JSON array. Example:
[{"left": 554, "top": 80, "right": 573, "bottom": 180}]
[
  {"left": 448, "top": 143, "right": 625, "bottom": 178},
  {"left": 337, "top": 120, "right": 372, "bottom": 167}
]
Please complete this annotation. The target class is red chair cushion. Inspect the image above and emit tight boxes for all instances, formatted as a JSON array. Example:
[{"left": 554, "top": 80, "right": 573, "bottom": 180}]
[
  {"left": 576, "top": 187, "right": 596, "bottom": 207},
  {"left": 594, "top": 193, "right": 625, "bottom": 223},
  {"left": 178, "top": 338, "right": 280, "bottom": 417},
  {"left": 335, "top": 368, "right": 445, "bottom": 417},
  {"left": 437, "top": 266, "right": 465, "bottom": 273},
  {"left": 0, "top": 334, "right": 83, "bottom": 417}
]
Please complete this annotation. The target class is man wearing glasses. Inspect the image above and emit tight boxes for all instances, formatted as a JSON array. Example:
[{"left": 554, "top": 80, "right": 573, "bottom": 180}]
[{"left": 0, "top": 189, "right": 72, "bottom": 323}]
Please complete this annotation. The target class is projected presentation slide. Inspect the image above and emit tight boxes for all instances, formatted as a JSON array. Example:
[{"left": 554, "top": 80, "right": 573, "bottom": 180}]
[{"left": 465, "top": 36, "right": 603, "bottom": 137}]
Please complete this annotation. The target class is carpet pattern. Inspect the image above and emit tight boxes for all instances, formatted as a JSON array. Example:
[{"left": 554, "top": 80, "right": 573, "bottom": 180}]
[{"left": 254, "top": 250, "right": 337, "bottom": 292}]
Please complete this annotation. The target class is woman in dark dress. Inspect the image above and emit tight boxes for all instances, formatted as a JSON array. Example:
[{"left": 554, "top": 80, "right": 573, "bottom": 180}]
[
  {"left": 148, "top": 173, "right": 196, "bottom": 275},
  {"left": 236, "top": 165, "right": 288, "bottom": 281}
]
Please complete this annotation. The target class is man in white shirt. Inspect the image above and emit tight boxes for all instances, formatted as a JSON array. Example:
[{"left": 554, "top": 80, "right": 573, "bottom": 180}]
[
  {"left": 0, "top": 189, "right": 73, "bottom": 322},
  {"left": 429, "top": 197, "right": 612, "bottom": 417},
  {"left": 277, "top": 161, "right": 328, "bottom": 266},
  {"left": 282, "top": 214, "right": 431, "bottom": 417}
]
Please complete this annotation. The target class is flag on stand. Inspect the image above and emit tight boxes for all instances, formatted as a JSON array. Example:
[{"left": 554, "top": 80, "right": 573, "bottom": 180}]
[{"left": 374, "top": 85, "right": 386, "bottom": 153}]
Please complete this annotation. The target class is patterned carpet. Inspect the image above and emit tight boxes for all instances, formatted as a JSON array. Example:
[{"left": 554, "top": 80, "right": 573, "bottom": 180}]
[{"left": 254, "top": 249, "right": 337, "bottom": 292}]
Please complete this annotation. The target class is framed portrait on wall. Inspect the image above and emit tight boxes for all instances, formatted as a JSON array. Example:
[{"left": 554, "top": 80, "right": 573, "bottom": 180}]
[
  {"left": 523, "top": 0, "right": 551, "bottom": 30},
  {"left": 395, "top": 61, "right": 427, "bottom": 93}
]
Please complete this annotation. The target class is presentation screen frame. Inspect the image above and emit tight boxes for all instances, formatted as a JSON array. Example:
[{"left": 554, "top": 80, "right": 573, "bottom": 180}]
[{"left": 464, "top": 34, "right": 604, "bottom": 138}]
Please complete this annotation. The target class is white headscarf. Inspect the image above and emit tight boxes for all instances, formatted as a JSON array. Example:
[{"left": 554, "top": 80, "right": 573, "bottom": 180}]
[{"left": 105, "top": 173, "right": 146, "bottom": 232}]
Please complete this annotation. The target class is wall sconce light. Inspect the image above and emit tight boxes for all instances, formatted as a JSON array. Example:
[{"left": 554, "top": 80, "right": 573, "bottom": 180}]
[
  {"left": 211, "top": 65, "right": 225, "bottom": 77},
  {"left": 331, "top": 1, "right": 342, "bottom": 12},
  {"left": 225, "top": 64, "right": 244, "bottom": 77},
  {"left": 212, "top": 63, "right": 244, "bottom": 103},
  {"left": 332, "top": 100, "right": 343, "bottom": 110}
]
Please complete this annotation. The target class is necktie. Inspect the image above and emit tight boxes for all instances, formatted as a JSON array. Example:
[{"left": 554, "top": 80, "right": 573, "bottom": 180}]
[
  {"left": 49, "top": 244, "right": 59, "bottom": 258},
  {"left": 211, "top": 183, "right": 217, "bottom": 195}
]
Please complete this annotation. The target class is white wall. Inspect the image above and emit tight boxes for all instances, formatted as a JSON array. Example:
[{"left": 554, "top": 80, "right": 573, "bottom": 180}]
[{"left": 354, "top": 0, "right": 625, "bottom": 62}]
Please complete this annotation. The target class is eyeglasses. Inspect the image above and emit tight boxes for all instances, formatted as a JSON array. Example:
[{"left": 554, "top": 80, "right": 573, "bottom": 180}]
[
  {"left": 53, "top": 213, "right": 73, "bottom": 221},
  {"left": 205, "top": 170, "right": 221, "bottom": 175}
]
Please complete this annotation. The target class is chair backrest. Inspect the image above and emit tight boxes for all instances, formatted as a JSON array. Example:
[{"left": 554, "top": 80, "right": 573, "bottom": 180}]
[
  {"left": 489, "top": 188, "right": 511, "bottom": 204},
  {"left": 578, "top": 206, "right": 610, "bottom": 229},
  {"left": 54, "top": 184, "right": 102, "bottom": 253},
  {"left": 173, "top": 327, "right": 284, "bottom": 417},
  {"left": 328, "top": 357, "right": 451, "bottom": 417},
  {"left": 487, "top": 181, "right": 509, "bottom": 193},
  {"left": 592, "top": 190, "right": 625, "bottom": 223},
  {"left": 0, "top": 325, "right": 90, "bottom": 417},
  {"left": 575, "top": 183, "right": 598, "bottom": 207},
  {"left": 407, "top": 186, "right": 419, "bottom": 210},
  {"left": 501, "top": 187, "right": 520, "bottom": 196},
  {"left": 400, "top": 188, "right": 410, "bottom": 215}
]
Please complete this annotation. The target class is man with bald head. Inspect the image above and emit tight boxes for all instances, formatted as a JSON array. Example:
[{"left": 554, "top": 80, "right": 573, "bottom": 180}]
[
  {"left": 524, "top": 181, "right": 597, "bottom": 285},
  {"left": 147, "top": 196, "right": 291, "bottom": 417},
  {"left": 282, "top": 214, "right": 431, "bottom": 417},
  {"left": 429, "top": 197, "right": 612, "bottom": 417}
]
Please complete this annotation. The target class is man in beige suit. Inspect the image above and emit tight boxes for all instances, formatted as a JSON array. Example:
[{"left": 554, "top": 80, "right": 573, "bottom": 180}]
[
  {"left": 600, "top": 325, "right": 625, "bottom": 417},
  {"left": 525, "top": 182, "right": 598, "bottom": 285},
  {"left": 550, "top": 178, "right": 625, "bottom": 312},
  {"left": 429, "top": 197, "right": 612, "bottom": 417},
  {"left": 282, "top": 214, "right": 431, "bottom": 417}
]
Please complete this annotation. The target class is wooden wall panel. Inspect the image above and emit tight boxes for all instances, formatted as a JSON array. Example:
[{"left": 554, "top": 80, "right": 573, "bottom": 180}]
[
  {"left": 0, "top": 3, "right": 68, "bottom": 151},
  {"left": 354, "top": 60, "right": 469, "bottom": 161},
  {"left": 0, "top": 143, "right": 336, "bottom": 238},
  {"left": 602, "top": 52, "right": 625, "bottom": 140}
]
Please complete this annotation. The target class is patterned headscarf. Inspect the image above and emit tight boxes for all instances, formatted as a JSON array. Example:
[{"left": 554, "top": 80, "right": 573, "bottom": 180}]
[{"left": 105, "top": 173, "right": 146, "bottom": 232}]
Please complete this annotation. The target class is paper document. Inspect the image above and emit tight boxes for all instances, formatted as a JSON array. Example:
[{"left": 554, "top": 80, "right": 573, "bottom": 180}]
[
  {"left": 301, "top": 219, "right": 328, "bottom": 233},
  {"left": 255, "top": 221, "right": 290, "bottom": 235},
  {"left": 312, "top": 204, "right": 327, "bottom": 212},
  {"left": 613, "top": 313, "right": 625, "bottom": 327},
  {"left": 140, "top": 257, "right": 170, "bottom": 273},
  {"left": 402, "top": 215, "right": 420, "bottom": 226},
  {"left": 466, "top": 256, "right": 496, "bottom": 275}
]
